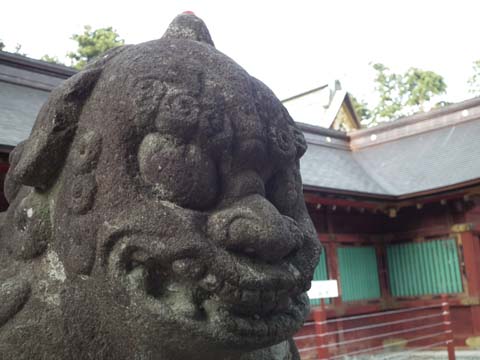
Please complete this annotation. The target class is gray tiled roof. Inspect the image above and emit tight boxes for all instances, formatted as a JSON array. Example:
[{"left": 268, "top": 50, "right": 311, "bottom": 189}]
[
  {"left": 0, "top": 62, "right": 67, "bottom": 91},
  {"left": 300, "top": 145, "right": 388, "bottom": 195},
  {"left": 300, "top": 119, "right": 480, "bottom": 197},
  {"left": 0, "top": 81, "right": 49, "bottom": 146},
  {"left": 1, "top": 52, "right": 480, "bottom": 198},
  {"left": 353, "top": 121, "right": 480, "bottom": 195},
  {"left": 0, "top": 51, "right": 75, "bottom": 148},
  {"left": 0, "top": 51, "right": 76, "bottom": 90}
]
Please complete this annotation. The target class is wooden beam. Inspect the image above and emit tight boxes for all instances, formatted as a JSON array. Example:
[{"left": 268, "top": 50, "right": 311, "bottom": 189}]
[{"left": 304, "top": 193, "right": 380, "bottom": 210}]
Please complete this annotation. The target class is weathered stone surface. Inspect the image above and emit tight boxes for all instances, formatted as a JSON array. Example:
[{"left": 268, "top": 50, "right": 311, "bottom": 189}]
[{"left": 0, "top": 13, "right": 320, "bottom": 360}]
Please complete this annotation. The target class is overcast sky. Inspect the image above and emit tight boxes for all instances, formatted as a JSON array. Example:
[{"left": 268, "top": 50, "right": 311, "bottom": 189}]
[{"left": 2, "top": 0, "right": 479, "bottom": 106}]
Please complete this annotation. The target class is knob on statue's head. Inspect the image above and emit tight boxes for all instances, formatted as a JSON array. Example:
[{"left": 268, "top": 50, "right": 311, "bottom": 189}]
[{"left": 0, "top": 13, "right": 320, "bottom": 360}]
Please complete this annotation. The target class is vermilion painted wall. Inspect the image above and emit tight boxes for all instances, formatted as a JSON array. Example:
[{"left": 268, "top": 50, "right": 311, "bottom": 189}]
[{"left": 297, "top": 196, "right": 480, "bottom": 353}]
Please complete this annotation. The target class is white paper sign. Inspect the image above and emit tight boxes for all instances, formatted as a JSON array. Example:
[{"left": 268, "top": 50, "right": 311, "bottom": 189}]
[{"left": 307, "top": 280, "right": 339, "bottom": 299}]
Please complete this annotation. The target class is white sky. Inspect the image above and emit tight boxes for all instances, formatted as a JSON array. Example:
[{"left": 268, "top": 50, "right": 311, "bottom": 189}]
[{"left": 1, "top": 0, "right": 479, "bottom": 106}]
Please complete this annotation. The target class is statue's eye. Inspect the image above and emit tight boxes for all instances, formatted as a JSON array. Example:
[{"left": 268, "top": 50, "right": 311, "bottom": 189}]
[
  {"left": 267, "top": 126, "right": 296, "bottom": 163},
  {"left": 292, "top": 126, "right": 307, "bottom": 159},
  {"left": 137, "top": 133, "right": 218, "bottom": 209}
]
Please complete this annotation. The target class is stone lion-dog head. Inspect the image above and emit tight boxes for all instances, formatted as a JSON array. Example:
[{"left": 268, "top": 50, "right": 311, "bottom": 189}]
[{"left": 0, "top": 13, "right": 320, "bottom": 360}]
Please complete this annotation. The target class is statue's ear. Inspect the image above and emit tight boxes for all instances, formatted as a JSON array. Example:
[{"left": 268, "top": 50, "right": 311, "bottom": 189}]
[{"left": 12, "top": 68, "right": 102, "bottom": 190}]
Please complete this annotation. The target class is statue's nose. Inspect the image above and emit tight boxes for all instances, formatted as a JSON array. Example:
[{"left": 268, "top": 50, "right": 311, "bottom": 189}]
[{"left": 207, "top": 195, "right": 302, "bottom": 262}]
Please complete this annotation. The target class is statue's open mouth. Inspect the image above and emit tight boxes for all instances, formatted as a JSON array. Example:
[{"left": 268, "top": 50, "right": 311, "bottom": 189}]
[
  {"left": 99, "top": 198, "right": 315, "bottom": 348},
  {"left": 126, "top": 246, "right": 309, "bottom": 343},
  {"left": 197, "top": 254, "right": 305, "bottom": 315}
]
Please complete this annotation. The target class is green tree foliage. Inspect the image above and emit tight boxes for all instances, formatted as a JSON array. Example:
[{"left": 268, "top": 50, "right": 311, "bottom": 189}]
[
  {"left": 401, "top": 67, "right": 447, "bottom": 109},
  {"left": 40, "top": 54, "right": 64, "bottom": 65},
  {"left": 370, "top": 63, "right": 403, "bottom": 122},
  {"left": 356, "top": 63, "right": 447, "bottom": 127},
  {"left": 350, "top": 94, "right": 372, "bottom": 124},
  {"left": 67, "top": 26, "right": 124, "bottom": 70},
  {"left": 468, "top": 60, "right": 480, "bottom": 95}
]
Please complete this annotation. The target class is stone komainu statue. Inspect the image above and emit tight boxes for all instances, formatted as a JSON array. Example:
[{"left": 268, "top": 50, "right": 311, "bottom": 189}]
[{"left": 0, "top": 13, "right": 320, "bottom": 360}]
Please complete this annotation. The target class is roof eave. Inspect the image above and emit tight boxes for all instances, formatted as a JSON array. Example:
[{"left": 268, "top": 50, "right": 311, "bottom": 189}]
[
  {"left": 297, "top": 122, "right": 350, "bottom": 140},
  {"left": 304, "top": 178, "right": 480, "bottom": 203},
  {"left": 0, "top": 51, "right": 77, "bottom": 79}
]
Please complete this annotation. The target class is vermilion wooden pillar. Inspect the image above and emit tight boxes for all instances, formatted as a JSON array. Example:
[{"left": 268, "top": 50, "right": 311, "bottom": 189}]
[
  {"left": 461, "top": 231, "right": 480, "bottom": 296},
  {"left": 459, "top": 231, "right": 480, "bottom": 334},
  {"left": 442, "top": 297, "right": 456, "bottom": 360},
  {"left": 313, "top": 300, "right": 329, "bottom": 360}
]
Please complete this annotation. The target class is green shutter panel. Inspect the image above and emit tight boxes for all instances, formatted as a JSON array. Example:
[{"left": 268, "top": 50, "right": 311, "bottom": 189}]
[
  {"left": 337, "top": 246, "right": 381, "bottom": 302},
  {"left": 387, "top": 238, "right": 463, "bottom": 297}
]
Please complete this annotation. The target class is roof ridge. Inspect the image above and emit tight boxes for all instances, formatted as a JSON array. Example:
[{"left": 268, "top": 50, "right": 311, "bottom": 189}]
[
  {"left": 349, "top": 96, "right": 480, "bottom": 138},
  {"left": 281, "top": 84, "right": 329, "bottom": 102}
]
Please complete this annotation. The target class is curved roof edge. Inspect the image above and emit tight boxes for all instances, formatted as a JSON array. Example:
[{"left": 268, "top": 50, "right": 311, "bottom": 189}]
[
  {"left": 0, "top": 51, "right": 77, "bottom": 79},
  {"left": 297, "top": 122, "right": 349, "bottom": 140}
]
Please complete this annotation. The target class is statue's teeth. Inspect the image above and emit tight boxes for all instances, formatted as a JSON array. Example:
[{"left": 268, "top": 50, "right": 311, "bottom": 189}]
[
  {"left": 171, "top": 258, "right": 205, "bottom": 280},
  {"left": 127, "top": 266, "right": 147, "bottom": 292},
  {"left": 199, "top": 273, "right": 222, "bottom": 292},
  {"left": 166, "top": 282, "right": 183, "bottom": 292}
]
